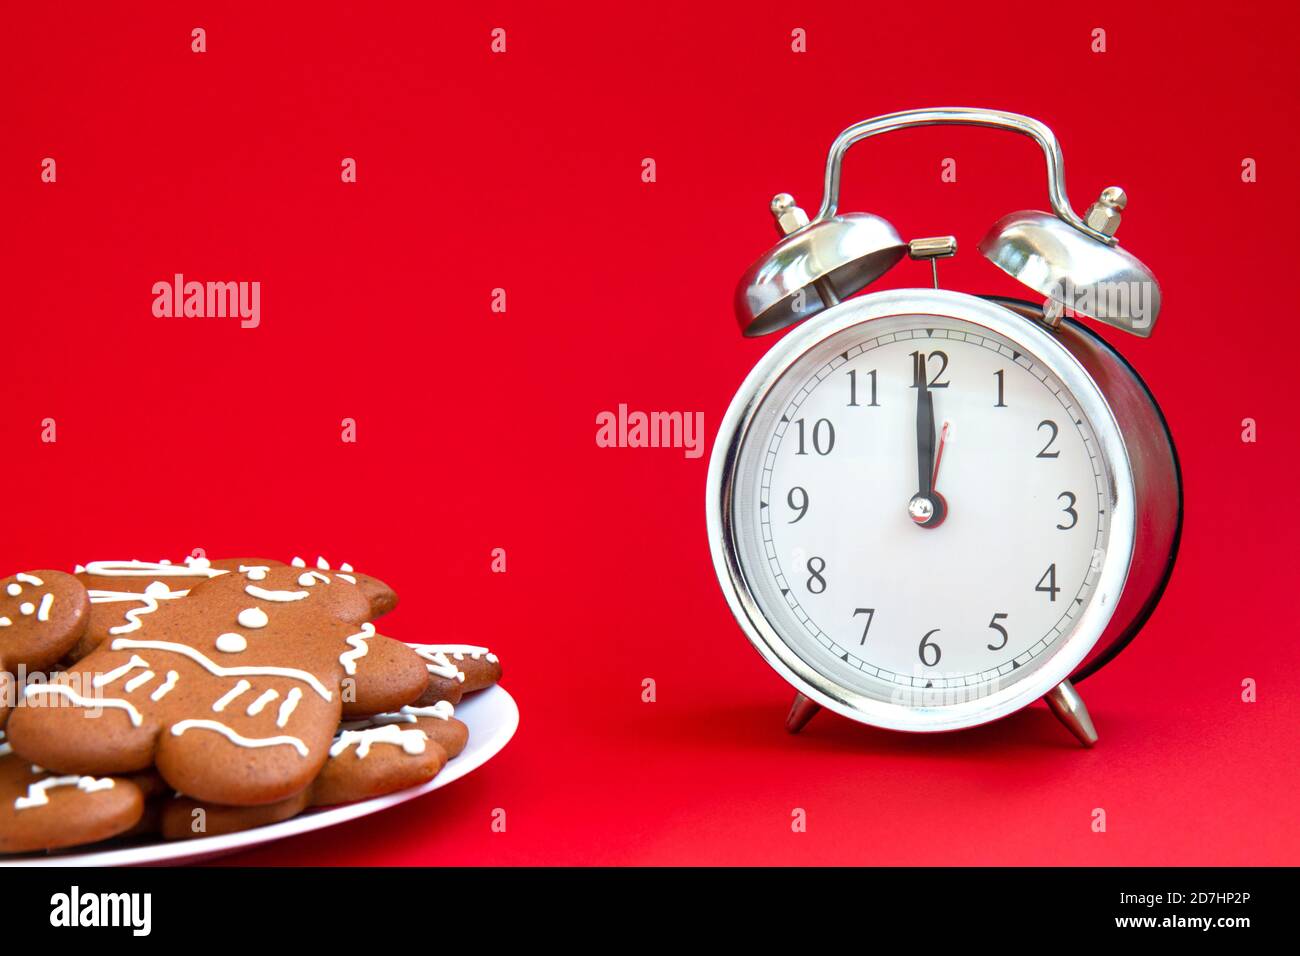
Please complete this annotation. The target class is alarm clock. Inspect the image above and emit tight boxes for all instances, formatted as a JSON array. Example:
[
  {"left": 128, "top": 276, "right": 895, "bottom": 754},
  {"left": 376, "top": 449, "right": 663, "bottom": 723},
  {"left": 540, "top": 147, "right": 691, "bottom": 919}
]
[{"left": 706, "top": 108, "right": 1181, "bottom": 746}]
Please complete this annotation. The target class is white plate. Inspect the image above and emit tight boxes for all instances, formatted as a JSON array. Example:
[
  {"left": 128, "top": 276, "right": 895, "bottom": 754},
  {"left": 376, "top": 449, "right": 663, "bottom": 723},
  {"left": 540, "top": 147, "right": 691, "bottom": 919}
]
[{"left": 1, "top": 684, "right": 519, "bottom": 867}]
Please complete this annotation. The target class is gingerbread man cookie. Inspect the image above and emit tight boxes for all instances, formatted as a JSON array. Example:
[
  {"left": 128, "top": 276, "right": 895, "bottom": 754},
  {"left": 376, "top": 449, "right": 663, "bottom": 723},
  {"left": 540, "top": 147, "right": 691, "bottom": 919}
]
[
  {"left": 76, "top": 561, "right": 423, "bottom": 716},
  {"left": 73, "top": 556, "right": 399, "bottom": 663},
  {"left": 1, "top": 571, "right": 91, "bottom": 727},
  {"left": 5, "top": 564, "right": 417, "bottom": 805}
]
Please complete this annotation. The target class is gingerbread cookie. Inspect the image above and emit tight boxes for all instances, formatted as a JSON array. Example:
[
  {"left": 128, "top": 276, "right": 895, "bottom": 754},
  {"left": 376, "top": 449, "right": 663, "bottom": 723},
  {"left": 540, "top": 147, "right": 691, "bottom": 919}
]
[
  {"left": 72, "top": 557, "right": 399, "bottom": 663},
  {"left": 76, "top": 558, "right": 421, "bottom": 715},
  {"left": 160, "top": 701, "right": 469, "bottom": 839},
  {"left": 310, "top": 709, "right": 450, "bottom": 807},
  {"left": 5, "top": 564, "right": 420, "bottom": 805},
  {"left": 0, "top": 746, "right": 144, "bottom": 854},
  {"left": 406, "top": 645, "right": 466, "bottom": 707},
  {"left": 1, "top": 571, "right": 91, "bottom": 726},
  {"left": 407, "top": 643, "right": 502, "bottom": 699},
  {"left": 344, "top": 701, "right": 469, "bottom": 760},
  {"left": 342, "top": 630, "right": 428, "bottom": 718},
  {"left": 161, "top": 789, "right": 311, "bottom": 841}
]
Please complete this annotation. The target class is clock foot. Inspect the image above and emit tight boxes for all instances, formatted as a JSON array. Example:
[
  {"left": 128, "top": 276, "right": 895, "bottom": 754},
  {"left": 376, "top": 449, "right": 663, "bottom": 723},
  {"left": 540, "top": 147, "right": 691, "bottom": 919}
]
[
  {"left": 785, "top": 693, "right": 821, "bottom": 734},
  {"left": 1044, "top": 679, "right": 1098, "bottom": 747}
]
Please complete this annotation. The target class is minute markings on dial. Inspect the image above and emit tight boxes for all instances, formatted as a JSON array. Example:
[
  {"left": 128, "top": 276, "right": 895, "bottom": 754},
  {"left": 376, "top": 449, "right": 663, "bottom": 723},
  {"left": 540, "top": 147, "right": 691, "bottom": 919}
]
[{"left": 757, "top": 325, "right": 1109, "bottom": 690}]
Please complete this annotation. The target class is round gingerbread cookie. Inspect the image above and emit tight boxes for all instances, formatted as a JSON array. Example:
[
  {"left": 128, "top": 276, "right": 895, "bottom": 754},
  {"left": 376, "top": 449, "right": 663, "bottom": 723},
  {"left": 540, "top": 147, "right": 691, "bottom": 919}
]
[
  {"left": 0, "top": 747, "right": 144, "bottom": 854},
  {"left": 1, "top": 570, "right": 91, "bottom": 726},
  {"left": 344, "top": 702, "right": 469, "bottom": 759},
  {"left": 160, "top": 789, "right": 311, "bottom": 841},
  {"left": 310, "top": 717, "right": 448, "bottom": 807}
]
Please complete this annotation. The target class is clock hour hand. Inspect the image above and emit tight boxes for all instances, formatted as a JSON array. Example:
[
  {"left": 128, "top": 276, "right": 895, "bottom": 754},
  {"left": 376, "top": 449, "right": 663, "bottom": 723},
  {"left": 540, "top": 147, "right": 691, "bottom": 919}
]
[
  {"left": 917, "top": 378, "right": 935, "bottom": 497},
  {"left": 909, "top": 369, "right": 947, "bottom": 528}
]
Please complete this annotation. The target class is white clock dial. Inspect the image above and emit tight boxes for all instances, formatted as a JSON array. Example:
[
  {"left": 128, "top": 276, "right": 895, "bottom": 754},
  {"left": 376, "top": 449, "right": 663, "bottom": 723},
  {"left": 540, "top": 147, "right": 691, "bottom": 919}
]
[{"left": 728, "top": 310, "right": 1116, "bottom": 711}]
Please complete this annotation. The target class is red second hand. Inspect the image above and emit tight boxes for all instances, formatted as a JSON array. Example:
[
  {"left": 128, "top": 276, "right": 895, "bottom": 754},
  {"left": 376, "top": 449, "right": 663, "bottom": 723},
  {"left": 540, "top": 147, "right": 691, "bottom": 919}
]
[{"left": 932, "top": 421, "right": 950, "bottom": 487}]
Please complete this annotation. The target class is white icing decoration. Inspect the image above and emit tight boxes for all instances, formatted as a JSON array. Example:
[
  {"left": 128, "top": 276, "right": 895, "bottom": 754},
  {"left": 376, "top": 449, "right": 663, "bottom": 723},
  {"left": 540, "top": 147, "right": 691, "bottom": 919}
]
[
  {"left": 22, "top": 684, "right": 143, "bottom": 726},
  {"left": 14, "top": 775, "right": 115, "bottom": 810},
  {"left": 337, "top": 573, "right": 357, "bottom": 584},
  {"left": 298, "top": 570, "right": 330, "bottom": 587},
  {"left": 93, "top": 655, "right": 150, "bottom": 688},
  {"left": 237, "top": 607, "right": 269, "bottom": 629},
  {"left": 427, "top": 643, "right": 500, "bottom": 664},
  {"left": 124, "top": 671, "right": 155, "bottom": 693},
  {"left": 6, "top": 583, "right": 22, "bottom": 597},
  {"left": 215, "top": 633, "right": 248, "bottom": 653},
  {"left": 405, "top": 701, "right": 455, "bottom": 720},
  {"left": 36, "top": 593, "right": 54, "bottom": 622},
  {"left": 316, "top": 557, "right": 330, "bottom": 570},
  {"left": 151, "top": 671, "right": 179, "bottom": 701},
  {"left": 239, "top": 565, "right": 270, "bottom": 581},
  {"left": 406, "top": 645, "right": 464, "bottom": 681},
  {"left": 74, "top": 565, "right": 86, "bottom": 574},
  {"left": 170, "top": 719, "right": 309, "bottom": 757},
  {"left": 0, "top": 731, "right": 10, "bottom": 757},
  {"left": 212, "top": 680, "right": 252, "bottom": 712},
  {"left": 110, "top": 638, "right": 333, "bottom": 701},
  {"left": 339, "top": 563, "right": 354, "bottom": 573},
  {"left": 246, "top": 689, "right": 279, "bottom": 715},
  {"left": 16, "top": 573, "right": 44, "bottom": 586},
  {"left": 19, "top": 602, "right": 35, "bottom": 616},
  {"left": 83, "top": 560, "right": 226, "bottom": 579},
  {"left": 339, "top": 701, "right": 455, "bottom": 731},
  {"left": 339, "top": 623, "right": 376, "bottom": 675},
  {"left": 88, "top": 585, "right": 189, "bottom": 636},
  {"left": 276, "top": 688, "right": 303, "bottom": 727},
  {"left": 244, "top": 585, "right": 308, "bottom": 602},
  {"left": 0, "top": 617, "right": 10, "bottom": 627},
  {"left": 330, "top": 723, "right": 427, "bottom": 759},
  {"left": 290, "top": 556, "right": 306, "bottom": 568}
]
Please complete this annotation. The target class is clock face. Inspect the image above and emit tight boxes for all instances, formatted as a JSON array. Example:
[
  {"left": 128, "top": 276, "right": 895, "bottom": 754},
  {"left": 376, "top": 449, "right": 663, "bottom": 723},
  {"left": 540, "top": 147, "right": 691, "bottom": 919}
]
[{"left": 720, "top": 305, "right": 1126, "bottom": 724}]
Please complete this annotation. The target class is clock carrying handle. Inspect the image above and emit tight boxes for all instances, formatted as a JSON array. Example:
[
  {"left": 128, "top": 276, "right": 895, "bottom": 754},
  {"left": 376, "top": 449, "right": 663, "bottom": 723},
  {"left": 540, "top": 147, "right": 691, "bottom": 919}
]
[{"left": 815, "top": 107, "right": 1116, "bottom": 246}]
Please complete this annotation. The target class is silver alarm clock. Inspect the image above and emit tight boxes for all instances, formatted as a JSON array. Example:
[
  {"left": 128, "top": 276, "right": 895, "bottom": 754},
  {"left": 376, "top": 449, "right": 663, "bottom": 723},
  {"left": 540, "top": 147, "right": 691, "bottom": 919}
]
[{"left": 707, "top": 108, "right": 1180, "bottom": 746}]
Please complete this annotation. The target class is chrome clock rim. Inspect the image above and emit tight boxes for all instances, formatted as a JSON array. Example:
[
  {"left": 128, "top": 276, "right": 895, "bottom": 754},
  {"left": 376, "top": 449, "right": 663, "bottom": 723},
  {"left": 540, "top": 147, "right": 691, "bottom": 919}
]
[{"left": 706, "top": 288, "right": 1136, "bottom": 732}]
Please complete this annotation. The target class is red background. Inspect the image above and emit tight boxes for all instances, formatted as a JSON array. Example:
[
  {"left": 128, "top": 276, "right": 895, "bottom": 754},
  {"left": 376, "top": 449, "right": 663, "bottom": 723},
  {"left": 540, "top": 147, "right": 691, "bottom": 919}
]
[{"left": 1, "top": 1, "right": 1295, "bottom": 865}]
